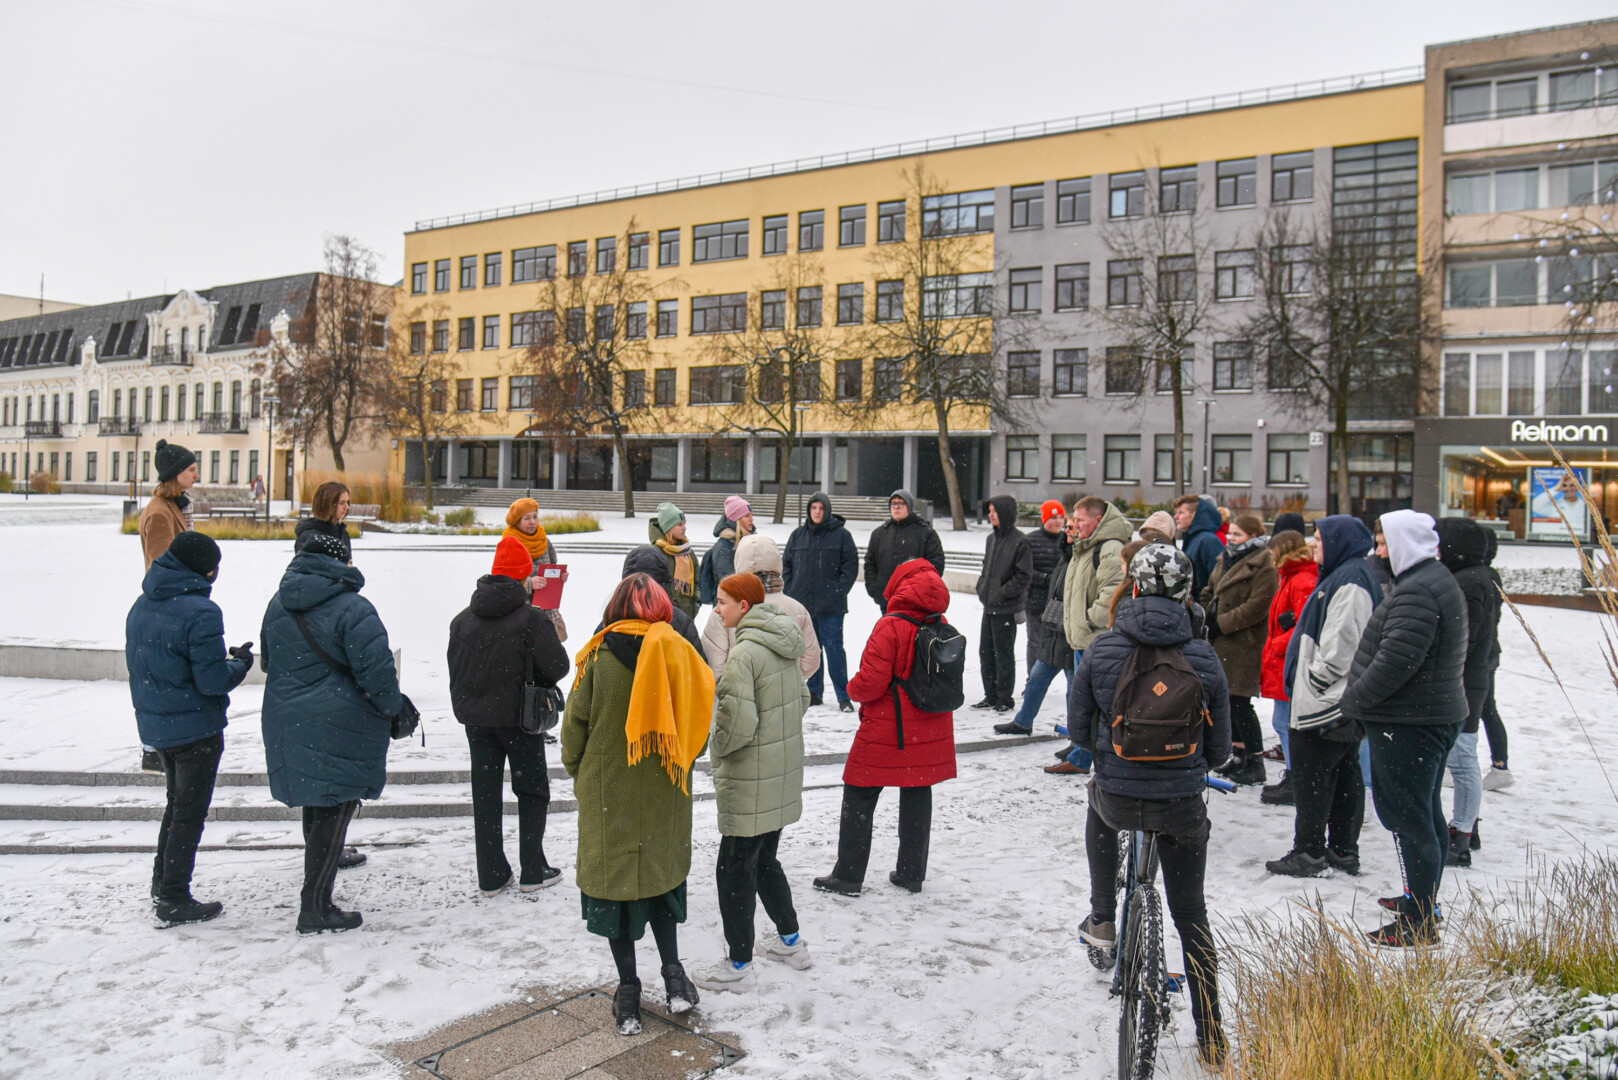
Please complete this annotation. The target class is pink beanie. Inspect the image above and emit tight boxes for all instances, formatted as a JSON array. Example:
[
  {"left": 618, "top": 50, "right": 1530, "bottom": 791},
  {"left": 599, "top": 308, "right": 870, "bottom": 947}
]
[{"left": 724, "top": 495, "right": 752, "bottom": 522}]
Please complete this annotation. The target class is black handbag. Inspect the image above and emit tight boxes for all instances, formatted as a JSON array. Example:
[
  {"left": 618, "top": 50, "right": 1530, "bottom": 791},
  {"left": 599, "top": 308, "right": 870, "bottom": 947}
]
[
  {"left": 293, "top": 612, "right": 421, "bottom": 742},
  {"left": 519, "top": 628, "right": 564, "bottom": 735}
]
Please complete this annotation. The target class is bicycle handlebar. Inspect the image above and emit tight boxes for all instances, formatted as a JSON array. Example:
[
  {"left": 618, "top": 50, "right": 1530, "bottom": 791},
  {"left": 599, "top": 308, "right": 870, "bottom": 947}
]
[{"left": 1206, "top": 774, "right": 1237, "bottom": 794}]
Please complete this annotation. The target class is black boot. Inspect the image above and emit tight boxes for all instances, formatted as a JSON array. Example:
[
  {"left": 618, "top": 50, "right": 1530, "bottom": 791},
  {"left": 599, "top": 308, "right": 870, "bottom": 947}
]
[
  {"left": 661, "top": 962, "right": 699, "bottom": 1014},
  {"left": 1446, "top": 826, "right": 1472, "bottom": 868},
  {"left": 298, "top": 802, "right": 363, "bottom": 934},
  {"left": 155, "top": 895, "right": 223, "bottom": 928},
  {"left": 1470, "top": 822, "right": 1481, "bottom": 851},
  {"left": 1225, "top": 753, "right": 1267, "bottom": 786},
  {"left": 612, "top": 978, "right": 643, "bottom": 1035},
  {"left": 1259, "top": 769, "right": 1294, "bottom": 805},
  {"left": 337, "top": 847, "right": 367, "bottom": 869}
]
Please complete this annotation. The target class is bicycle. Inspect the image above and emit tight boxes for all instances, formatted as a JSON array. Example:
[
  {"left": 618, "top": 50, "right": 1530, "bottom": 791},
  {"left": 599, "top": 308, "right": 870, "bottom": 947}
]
[{"left": 1086, "top": 774, "right": 1235, "bottom": 1080}]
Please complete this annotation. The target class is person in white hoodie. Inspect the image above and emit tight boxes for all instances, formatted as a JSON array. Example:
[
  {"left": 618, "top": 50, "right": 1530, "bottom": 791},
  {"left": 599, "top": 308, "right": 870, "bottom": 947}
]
[{"left": 702, "top": 534, "right": 821, "bottom": 683}]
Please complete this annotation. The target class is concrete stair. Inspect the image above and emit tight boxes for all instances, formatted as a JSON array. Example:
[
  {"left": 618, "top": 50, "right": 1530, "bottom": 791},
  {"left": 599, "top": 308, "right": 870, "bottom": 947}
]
[{"left": 407, "top": 487, "right": 929, "bottom": 523}]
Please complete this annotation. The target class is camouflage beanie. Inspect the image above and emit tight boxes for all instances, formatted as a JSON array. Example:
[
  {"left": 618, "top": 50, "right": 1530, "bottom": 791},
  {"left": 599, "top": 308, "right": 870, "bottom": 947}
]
[{"left": 1129, "top": 543, "right": 1194, "bottom": 603}]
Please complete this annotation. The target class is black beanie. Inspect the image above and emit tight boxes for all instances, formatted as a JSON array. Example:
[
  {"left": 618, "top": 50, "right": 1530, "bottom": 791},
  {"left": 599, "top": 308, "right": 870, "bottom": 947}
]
[
  {"left": 1272, "top": 512, "right": 1307, "bottom": 539},
  {"left": 168, "top": 531, "right": 221, "bottom": 578},
  {"left": 301, "top": 531, "right": 350, "bottom": 562},
  {"left": 155, "top": 439, "right": 196, "bottom": 483}
]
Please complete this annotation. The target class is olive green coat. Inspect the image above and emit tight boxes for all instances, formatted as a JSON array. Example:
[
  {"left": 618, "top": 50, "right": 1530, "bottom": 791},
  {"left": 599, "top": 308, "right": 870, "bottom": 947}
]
[
  {"left": 711, "top": 604, "right": 809, "bottom": 838},
  {"left": 561, "top": 645, "right": 694, "bottom": 901}
]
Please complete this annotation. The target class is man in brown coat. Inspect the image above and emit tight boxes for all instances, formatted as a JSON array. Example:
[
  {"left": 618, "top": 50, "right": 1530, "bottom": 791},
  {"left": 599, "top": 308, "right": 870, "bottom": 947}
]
[{"left": 1200, "top": 513, "right": 1278, "bottom": 785}]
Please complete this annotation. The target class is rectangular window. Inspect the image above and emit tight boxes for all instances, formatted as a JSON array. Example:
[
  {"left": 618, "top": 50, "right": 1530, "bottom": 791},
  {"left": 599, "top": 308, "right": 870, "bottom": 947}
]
[
  {"left": 875, "top": 279, "right": 903, "bottom": 322},
  {"left": 411, "top": 262, "right": 427, "bottom": 294},
  {"left": 839, "top": 205, "right": 866, "bottom": 246},
  {"left": 1475, "top": 352, "right": 1503, "bottom": 415},
  {"left": 1550, "top": 69, "right": 1597, "bottom": 111},
  {"left": 1211, "top": 435, "right": 1251, "bottom": 484},
  {"left": 798, "top": 210, "right": 825, "bottom": 251},
  {"left": 1214, "top": 250, "right": 1255, "bottom": 300},
  {"left": 1547, "top": 350, "right": 1584, "bottom": 416},
  {"left": 835, "top": 358, "right": 862, "bottom": 400},
  {"left": 595, "top": 237, "right": 616, "bottom": 274},
  {"left": 627, "top": 232, "right": 649, "bottom": 270},
  {"left": 248, "top": 450, "right": 258, "bottom": 484},
  {"left": 432, "top": 319, "right": 450, "bottom": 352},
  {"left": 1450, "top": 82, "right": 1490, "bottom": 121},
  {"left": 1006, "top": 351, "right": 1039, "bottom": 397},
  {"left": 1159, "top": 255, "right": 1196, "bottom": 303},
  {"left": 689, "top": 365, "right": 747, "bottom": 405},
  {"left": 1107, "top": 259, "right": 1142, "bottom": 307},
  {"left": 1051, "top": 434, "right": 1085, "bottom": 482},
  {"left": 795, "top": 286, "right": 823, "bottom": 328},
  {"left": 921, "top": 273, "right": 993, "bottom": 318},
  {"left": 1054, "top": 263, "right": 1089, "bottom": 311},
  {"left": 458, "top": 318, "right": 475, "bottom": 351},
  {"left": 87, "top": 390, "right": 99, "bottom": 423},
  {"left": 1053, "top": 348, "right": 1087, "bottom": 395},
  {"left": 1275, "top": 245, "right": 1313, "bottom": 295},
  {"left": 1155, "top": 433, "right": 1193, "bottom": 484},
  {"left": 512, "top": 245, "right": 556, "bottom": 283},
  {"left": 1109, "top": 171, "right": 1145, "bottom": 218},
  {"left": 460, "top": 255, "right": 477, "bottom": 289},
  {"left": 1508, "top": 350, "right": 1535, "bottom": 416},
  {"left": 658, "top": 228, "right": 680, "bottom": 266},
  {"left": 511, "top": 310, "right": 555, "bottom": 347},
  {"left": 762, "top": 215, "right": 788, "bottom": 255},
  {"left": 482, "top": 315, "right": 500, "bottom": 349},
  {"left": 1589, "top": 350, "right": 1618, "bottom": 414},
  {"left": 434, "top": 259, "right": 450, "bottom": 292},
  {"left": 1159, "top": 166, "right": 1197, "bottom": 213},
  {"left": 484, "top": 252, "right": 502, "bottom": 287},
  {"left": 228, "top": 450, "right": 240, "bottom": 485},
  {"left": 409, "top": 322, "right": 426, "bottom": 354},
  {"left": 1271, "top": 151, "right": 1314, "bottom": 202},
  {"left": 623, "top": 369, "right": 646, "bottom": 409},
  {"left": 509, "top": 375, "right": 536, "bottom": 411},
  {"left": 1447, "top": 171, "right": 1491, "bottom": 215},
  {"left": 656, "top": 299, "right": 678, "bottom": 337},
  {"left": 85, "top": 451, "right": 96, "bottom": 482},
  {"left": 1213, "top": 341, "right": 1254, "bottom": 390},
  {"left": 873, "top": 356, "right": 904, "bottom": 401},
  {"left": 1444, "top": 352, "right": 1471, "bottom": 416},
  {"left": 1549, "top": 254, "right": 1595, "bottom": 303},
  {"left": 208, "top": 450, "right": 219, "bottom": 484},
  {"left": 654, "top": 368, "right": 676, "bottom": 406},
  {"left": 1010, "top": 184, "right": 1044, "bottom": 229},
  {"left": 1496, "top": 259, "right": 1537, "bottom": 306},
  {"left": 1216, "top": 158, "right": 1257, "bottom": 207},
  {"left": 625, "top": 302, "right": 647, "bottom": 339},
  {"left": 481, "top": 378, "right": 498, "bottom": 411},
  {"left": 690, "top": 441, "right": 745, "bottom": 484},
  {"left": 1497, "top": 76, "right": 1539, "bottom": 117},
  {"left": 567, "top": 241, "right": 588, "bottom": 277},
  {"left": 1005, "top": 435, "right": 1038, "bottom": 480},
  {"left": 693, "top": 219, "right": 749, "bottom": 262},
  {"left": 836, "top": 283, "right": 864, "bottom": 325},
  {"left": 430, "top": 381, "right": 447, "bottom": 413},
  {"left": 159, "top": 386, "right": 169, "bottom": 421},
  {"left": 1105, "top": 346, "right": 1142, "bottom": 394},
  {"left": 595, "top": 304, "right": 615, "bottom": 341},
  {"left": 566, "top": 307, "right": 585, "bottom": 344},
  {"left": 1447, "top": 264, "right": 1492, "bottom": 308},
  {"left": 759, "top": 290, "right": 786, "bottom": 330},
  {"left": 691, "top": 293, "right": 747, "bottom": 335},
  {"left": 877, "top": 199, "right": 906, "bottom": 243},
  {"left": 1494, "top": 168, "right": 1539, "bottom": 211},
  {"left": 793, "top": 360, "right": 822, "bottom": 402},
  {"left": 1056, "top": 177, "right": 1092, "bottom": 224},
  {"left": 1104, "top": 435, "right": 1141, "bottom": 483},
  {"left": 112, "top": 452, "right": 119, "bottom": 481},
  {"left": 1267, "top": 434, "right": 1310, "bottom": 485},
  {"left": 1008, "top": 268, "right": 1042, "bottom": 313},
  {"left": 922, "top": 189, "right": 994, "bottom": 235}
]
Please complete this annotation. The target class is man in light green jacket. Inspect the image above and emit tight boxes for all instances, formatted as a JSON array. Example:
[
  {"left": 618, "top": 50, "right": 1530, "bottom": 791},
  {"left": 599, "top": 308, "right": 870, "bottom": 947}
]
[
  {"left": 693, "top": 574, "right": 812, "bottom": 992},
  {"left": 1063, "top": 497, "right": 1132, "bottom": 654}
]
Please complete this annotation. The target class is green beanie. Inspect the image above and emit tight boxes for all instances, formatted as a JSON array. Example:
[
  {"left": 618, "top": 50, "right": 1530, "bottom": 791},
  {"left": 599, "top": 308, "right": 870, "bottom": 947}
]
[{"left": 655, "top": 502, "right": 685, "bottom": 534}]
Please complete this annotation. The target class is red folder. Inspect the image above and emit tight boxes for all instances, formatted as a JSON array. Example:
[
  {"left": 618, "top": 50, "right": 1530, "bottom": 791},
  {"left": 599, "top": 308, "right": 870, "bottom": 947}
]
[{"left": 533, "top": 564, "right": 566, "bottom": 610}]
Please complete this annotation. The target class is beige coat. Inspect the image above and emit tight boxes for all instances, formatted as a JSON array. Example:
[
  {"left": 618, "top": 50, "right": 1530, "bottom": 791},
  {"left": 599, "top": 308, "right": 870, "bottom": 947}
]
[
  {"left": 1062, "top": 503, "right": 1132, "bottom": 651},
  {"left": 701, "top": 534, "right": 820, "bottom": 680},
  {"left": 139, "top": 494, "right": 189, "bottom": 569}
]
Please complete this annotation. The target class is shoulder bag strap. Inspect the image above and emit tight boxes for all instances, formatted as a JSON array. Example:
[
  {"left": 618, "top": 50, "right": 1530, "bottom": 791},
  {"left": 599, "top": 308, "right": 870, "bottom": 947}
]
[{"left": 294, "top": 611, "right": 351, "bottom": 675}]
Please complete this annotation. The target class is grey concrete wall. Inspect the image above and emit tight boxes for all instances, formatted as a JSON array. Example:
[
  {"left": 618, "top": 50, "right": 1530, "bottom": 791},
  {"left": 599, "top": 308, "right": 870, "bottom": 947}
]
[{"left": 0, "top": 644, "right": 402, "bottom": 685}]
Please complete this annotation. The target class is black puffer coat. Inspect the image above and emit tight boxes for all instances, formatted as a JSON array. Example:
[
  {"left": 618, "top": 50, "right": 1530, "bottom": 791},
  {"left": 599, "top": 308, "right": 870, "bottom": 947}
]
[
  {"left": 976, "top": 495, "right": 1032, "bottom": 615},
  {"left": 1436, "top": 518, "right": 1501, "bottom": 733},
  {"left": 447, "top": 574, "right": 570, "bottom": 728},
  {"left": 614, "top": 545, "right": 707, "bottom": 660},
  {"left": 1024, "top": 522, "right": 1066, "bottom": 618},
  {"left": 1070, "top": 595, "right": 1233, "bottom": 800},
  {"left": 295, "top": 515, "right": 352, "bottom": 561},
  {"left": 864, "top": 489, "right": 945, "bottom": 606},
  {"left": 782, "top": 491, "right": 860, "bottom": 618},
  {"left": 1341, "top": 559, "right": 1469, "bottom": 728},
  {"left": 1035, "top": 536, "right": 1075, "bottom": 670}
]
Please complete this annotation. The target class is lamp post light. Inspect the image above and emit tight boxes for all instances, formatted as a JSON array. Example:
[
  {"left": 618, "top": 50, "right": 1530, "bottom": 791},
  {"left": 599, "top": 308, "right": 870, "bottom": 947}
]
[
  {"left": 1197, "top": 397, "right": 1217, "bottom": 492},
  {"left": 794, "top": 400, "right": 812, "bottom": 522},
  {"left": 262, "top": 394, "right": 279, "bottom": 521}
]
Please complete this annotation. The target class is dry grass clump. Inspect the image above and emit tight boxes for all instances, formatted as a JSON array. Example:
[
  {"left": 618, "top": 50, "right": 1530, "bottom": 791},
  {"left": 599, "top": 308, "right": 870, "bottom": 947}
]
[
  {"left": 1468, "top": 855, "right": 1618, "bottom": 999},
  {"left": 540, "top": 512, "right": 599, "bottom": 535},
  {"left": 120, "top": 518, "right": 358, "bottom": 541}
]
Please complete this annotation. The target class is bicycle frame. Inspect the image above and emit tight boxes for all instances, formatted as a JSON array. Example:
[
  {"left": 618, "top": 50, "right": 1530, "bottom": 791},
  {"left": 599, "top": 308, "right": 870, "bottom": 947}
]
[{"left": 1109, "top": 831, "right": 1163, "bottom": 998}]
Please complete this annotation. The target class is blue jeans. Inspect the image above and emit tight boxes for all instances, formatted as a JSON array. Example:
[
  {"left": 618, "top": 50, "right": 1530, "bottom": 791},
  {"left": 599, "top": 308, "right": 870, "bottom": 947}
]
[
  {"left": 1270, "top": 699, "right": 1291, "bottom": 769},
  {"left": 1065, "top": 649, "right": 1094, "bottom": 770},
  {"left": 808, "top": 614, "right": 850, "bottom": 703},
  {"left": 1447, "top": 730, "right": 1482, "bottom": 834},
  {"left": 1011, "top": 659, "right": 1073, "bottom": 731}
]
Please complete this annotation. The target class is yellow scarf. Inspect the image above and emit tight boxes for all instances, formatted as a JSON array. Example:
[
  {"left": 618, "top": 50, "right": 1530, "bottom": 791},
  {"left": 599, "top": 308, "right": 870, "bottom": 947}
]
[
  {"left": 503, "top": 524, "right": 550, "bottom": 566},
  {"left": 574, "top": 619, "right": 714, "bottom": 794},
  {"left": 653, "top": 537, "right": 696, "bottom": 596}
]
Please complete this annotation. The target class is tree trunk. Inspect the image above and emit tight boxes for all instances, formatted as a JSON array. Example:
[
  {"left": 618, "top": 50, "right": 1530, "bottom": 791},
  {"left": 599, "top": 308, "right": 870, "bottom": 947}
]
[
  {"left": 1171, "top": 354, "right": 1187, "bottom": 495},
  {"left": 774, "top": 430, "right": 791, "bottom": 525},
  {"left": 613, "top": 428, "right": 635, "bottom": 518},
  {"left": 421, "top": 437, "right": 436, "bottom": 512},
  {"left": 934, "top": 402, "right": 966, "bottom": 531}
]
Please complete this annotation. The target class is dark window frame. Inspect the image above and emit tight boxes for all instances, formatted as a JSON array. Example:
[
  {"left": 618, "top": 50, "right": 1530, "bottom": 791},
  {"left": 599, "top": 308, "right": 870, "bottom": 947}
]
[{"left": 839, "top": 205, "right": 867, "bottom": 247}]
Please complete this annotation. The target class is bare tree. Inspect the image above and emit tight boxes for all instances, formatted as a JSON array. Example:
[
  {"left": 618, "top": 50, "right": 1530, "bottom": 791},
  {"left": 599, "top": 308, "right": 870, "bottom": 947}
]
[
  {"left": 1526, "top": 169, "right": 1618, "bottom": 352},
  {"left": 378, "top": 299, "right": 475, "bottom": 511},
  {"left": 846, "top": 162, "right": 1027, "bottom": 530},
  {"left": 699, "top": 255, "right": 832, "bottom": 524},
  {"left": 512, "top": 222, "right": 666, "bottom": 518},
  {"left": 270, "top": 235, "right": 392, "bottom": 470}
]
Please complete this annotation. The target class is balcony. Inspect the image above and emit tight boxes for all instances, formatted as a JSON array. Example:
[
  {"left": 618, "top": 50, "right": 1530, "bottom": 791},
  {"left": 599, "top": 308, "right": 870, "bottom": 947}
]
[
  {"left": 199, "top": 411, "right": 247, "bottom": 433},
  {"left": 23, "top": 421, "right": 63, "bottom": 437},
  {"left": 97, "top": 416, "right": 141, "bottom": 435},
  {"left": 148, "top": 345, "right": 194, "bottom": 367}
]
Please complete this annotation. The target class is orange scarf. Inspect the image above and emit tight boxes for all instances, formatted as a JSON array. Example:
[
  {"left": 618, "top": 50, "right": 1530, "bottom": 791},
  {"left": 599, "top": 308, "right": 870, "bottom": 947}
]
[
  {"left": 574, "top": 619, "right": 714, "bottom": 794},
  {"left": 502, "top": 524, "right": 550, "bottom": 566}
]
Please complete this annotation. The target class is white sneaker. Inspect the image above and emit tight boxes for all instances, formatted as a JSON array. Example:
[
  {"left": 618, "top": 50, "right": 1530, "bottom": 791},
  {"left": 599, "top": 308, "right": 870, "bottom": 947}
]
[
  {"left": 758, "top": 935, "right": 813, "bottom": 970},
  {"left": 1482, "top": 767, "right": 1516, "bottom": 791},
  {"left": 690, "top": 960, "right": 758, "bottom": 993}
]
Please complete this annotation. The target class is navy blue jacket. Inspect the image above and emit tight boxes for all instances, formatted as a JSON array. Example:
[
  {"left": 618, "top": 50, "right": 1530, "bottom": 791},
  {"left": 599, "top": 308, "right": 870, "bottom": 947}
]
[
  {"left": 1069, "top": 595, "right": 1232, "bottom": 800},
  {"left": 782, "top": 492, "right": 860, "bottom": 618},
  {"left": 260, "top": 552, "right": 402, "bottom": 807},
  {"left": 1182, "top": 499, "right": 1226, "bottom": 598},
  {"left": 125, "top": 552, "right": 250, "bottom": 749}
]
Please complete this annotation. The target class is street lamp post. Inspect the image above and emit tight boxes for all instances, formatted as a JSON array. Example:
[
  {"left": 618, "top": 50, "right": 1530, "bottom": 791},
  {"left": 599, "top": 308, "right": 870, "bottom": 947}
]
[
  {"left": 794, "top": 400, "right": 812, "bottom": 522},
  {"left": 1198, "top": 397, "right": 1217, "bottom": 491},
  {"left": 262, "top": 394, "right": 279, "bottom": 521}
]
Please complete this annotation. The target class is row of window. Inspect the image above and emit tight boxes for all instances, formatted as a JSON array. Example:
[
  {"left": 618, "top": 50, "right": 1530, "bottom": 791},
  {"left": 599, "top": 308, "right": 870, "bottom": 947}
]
[
  {"left": 0, "top": 446, "right": 260, "bottom": 486},
  {"left": 0, "top": 379, "right": 263, "bottom": 427},
  {"left": 1005, "top": 342, "right": 1306, "bottom": 397},
  {"left": 1447, "top": 66, "right": 1618, "bottom": 124},
  {"left": 1002, "top": 431, "right": 1312, "bottom": 486},
  {"left": 1442, "top": 348, "right": 1618, "bottom": 418},
  {"left": 0, "top": 328, "right": 76, "bottom": 368},
  {"left": 0, "top": 302, "right": 288, "bottom": 371},
  {"left": 1446, "top": 158, "right": 1618, "bottom": 216},
  {"left": 1445, "top": 253, "right": 1609, "bottom": 308}
]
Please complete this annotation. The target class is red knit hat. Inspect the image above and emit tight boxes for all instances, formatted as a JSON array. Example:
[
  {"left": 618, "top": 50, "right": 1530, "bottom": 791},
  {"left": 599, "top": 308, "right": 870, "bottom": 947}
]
[
  {"left": 491, "top": 535, "right": 534, "bottom": 580},
  {"left": 1041, "top": 499, "right": 1066, "bottom": 525}
]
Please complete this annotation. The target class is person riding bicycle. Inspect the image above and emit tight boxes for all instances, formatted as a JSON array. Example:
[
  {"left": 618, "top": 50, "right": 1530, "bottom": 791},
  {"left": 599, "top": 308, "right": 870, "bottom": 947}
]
[{"left": 1070, "top": 543, "right": 1232, "bottom": 1068}]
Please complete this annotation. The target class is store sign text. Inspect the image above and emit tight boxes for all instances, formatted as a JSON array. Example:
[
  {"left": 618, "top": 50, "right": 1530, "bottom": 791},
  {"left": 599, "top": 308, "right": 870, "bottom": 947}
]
[{"left": 1510, "top": 421, "right": 1609, "bottom": 443}]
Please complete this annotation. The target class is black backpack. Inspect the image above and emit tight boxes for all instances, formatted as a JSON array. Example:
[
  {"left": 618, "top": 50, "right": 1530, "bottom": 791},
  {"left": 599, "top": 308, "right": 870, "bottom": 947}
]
[
  {"left": 1109, "top": 644, "right": 1208, "bottom": 762},
  {"left": 886, "top": 612, "right": 966, "bottom": 748}
]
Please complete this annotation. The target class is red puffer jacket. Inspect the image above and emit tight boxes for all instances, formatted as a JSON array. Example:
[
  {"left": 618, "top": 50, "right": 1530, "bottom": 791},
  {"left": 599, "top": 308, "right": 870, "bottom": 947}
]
[
  {"left": 1261, "top": 555, "right": 1320, "bottom": 700},
  {"left": 843, "top": 559, "right": 959, "bottom": 788}
]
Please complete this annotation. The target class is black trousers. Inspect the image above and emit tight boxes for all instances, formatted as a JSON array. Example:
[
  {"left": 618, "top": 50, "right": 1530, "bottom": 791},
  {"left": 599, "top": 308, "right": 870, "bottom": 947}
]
[
  {"left": 465, "top": 725, "right": 552, "bottom": 891},
  {"left": 1085, "top": 787, "right": 1222, "bottom": 1047},
  {"left": 1365, "top": 721, "right": 1462, "bottom": 923},
  {"left": 1289, "top": 726, "right": 1365, "bottom": 859},
  {"left": 1480, "top": 686, "right": 1507, "bottom": 768},
  {"left": 1229, "top": 695, "right": 1265, "bottom": 754},
  {"left": 302, "top": 800, "right": 360, "bottom": 913},
  {"left": 716, "top": 830, "right": 800, "bottom": 963},
  {"left": 979, "top": 611, "right": 1018, "bottom": 707},
  {"left": 831, "top": 784, "right": 932, "bottom": 884},
  {"left": 151, "top": 734, "right": 224, "bottom": 902}
]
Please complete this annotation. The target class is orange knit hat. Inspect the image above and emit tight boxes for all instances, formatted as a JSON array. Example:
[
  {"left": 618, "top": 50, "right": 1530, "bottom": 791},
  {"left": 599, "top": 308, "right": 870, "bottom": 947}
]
[
  {"left": 1040, "top": 499, "right": 1066, "bottom": 525},
  {"left": 505, "top": 497, "right": 540, "bottom": 528},
  {"left": 719, "top": 572, "right": 766, "bottom": 608},
  {"left": 491, "top": 535, "right": 535, "bottom": 580}
]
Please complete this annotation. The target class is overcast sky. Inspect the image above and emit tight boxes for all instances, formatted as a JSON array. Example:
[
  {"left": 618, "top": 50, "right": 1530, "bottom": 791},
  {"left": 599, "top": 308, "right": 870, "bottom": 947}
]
[{"left": 3, "top": 0, "right": 1613, "bottom": 304}]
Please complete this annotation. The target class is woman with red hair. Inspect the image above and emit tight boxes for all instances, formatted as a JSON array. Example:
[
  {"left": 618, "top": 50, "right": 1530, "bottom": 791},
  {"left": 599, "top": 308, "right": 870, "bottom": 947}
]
[{"left": 562, "top": 573, "right": 715, "bottom": 1036}]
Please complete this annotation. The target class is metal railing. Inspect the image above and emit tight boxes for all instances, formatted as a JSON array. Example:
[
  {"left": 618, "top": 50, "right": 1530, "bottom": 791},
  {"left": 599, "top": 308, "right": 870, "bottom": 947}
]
[
  {"left": 414, "top": 65, "right": 1423, "bottom": 231},
  {"left": 148, "top": 345, "right": 192, "bottom": 366},
  {"left": 199, "top": 412, "right": 246, "bottom": 433},
  {"left": 23, "top": 420, "right": 63, "bottom": 437},
  {"left": 96, "top": 416, "right": 141, "bottom": 435}
]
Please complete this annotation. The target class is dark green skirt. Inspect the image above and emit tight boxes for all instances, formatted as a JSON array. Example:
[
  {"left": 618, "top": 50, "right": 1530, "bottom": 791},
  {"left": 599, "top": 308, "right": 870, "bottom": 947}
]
[{"left": 579, "top": 881, "right": 687, "bottom": 940}]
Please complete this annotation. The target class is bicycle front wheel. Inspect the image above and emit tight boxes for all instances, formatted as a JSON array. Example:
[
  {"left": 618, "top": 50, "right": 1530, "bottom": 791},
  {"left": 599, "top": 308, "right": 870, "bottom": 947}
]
[{"left": 1117, "top": 885, "right": 1165, "bottom": 1080}]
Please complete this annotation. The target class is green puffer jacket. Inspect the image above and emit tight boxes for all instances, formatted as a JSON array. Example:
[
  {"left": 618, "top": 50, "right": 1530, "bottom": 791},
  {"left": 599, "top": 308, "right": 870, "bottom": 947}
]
[
  {"left": 561, "top": 637, "right": 696, "bottom": 900},
  {"left": 711, "top": 604, "right": 809, "bottom": 838},
  {"left": 1063, "top": 504, "right": 1132, "bottom": 651}
]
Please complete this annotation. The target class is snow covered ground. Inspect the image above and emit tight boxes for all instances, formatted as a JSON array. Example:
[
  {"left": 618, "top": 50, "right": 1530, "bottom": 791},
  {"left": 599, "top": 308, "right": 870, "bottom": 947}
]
[{"left": 0, "top": 493, "right": 1613, "bottom": 1079}]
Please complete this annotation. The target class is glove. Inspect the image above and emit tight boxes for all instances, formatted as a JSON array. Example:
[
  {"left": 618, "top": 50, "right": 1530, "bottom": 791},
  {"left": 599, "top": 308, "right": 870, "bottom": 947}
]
[
  {"left": 1204, "top": 603, "right": 1222, "bottom": 640},
  {"left": 1277, "top": 610, "right": 1296, "bottom": 632},
  {"left": 228, "top": 642, "right": 254, "bottom": 664}
]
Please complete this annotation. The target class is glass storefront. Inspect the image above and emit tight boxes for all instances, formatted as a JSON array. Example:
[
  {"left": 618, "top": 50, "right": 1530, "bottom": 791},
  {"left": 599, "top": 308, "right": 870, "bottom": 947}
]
[{"left": 1440, "top": 442, "right": 1617, "bottom": 537}]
